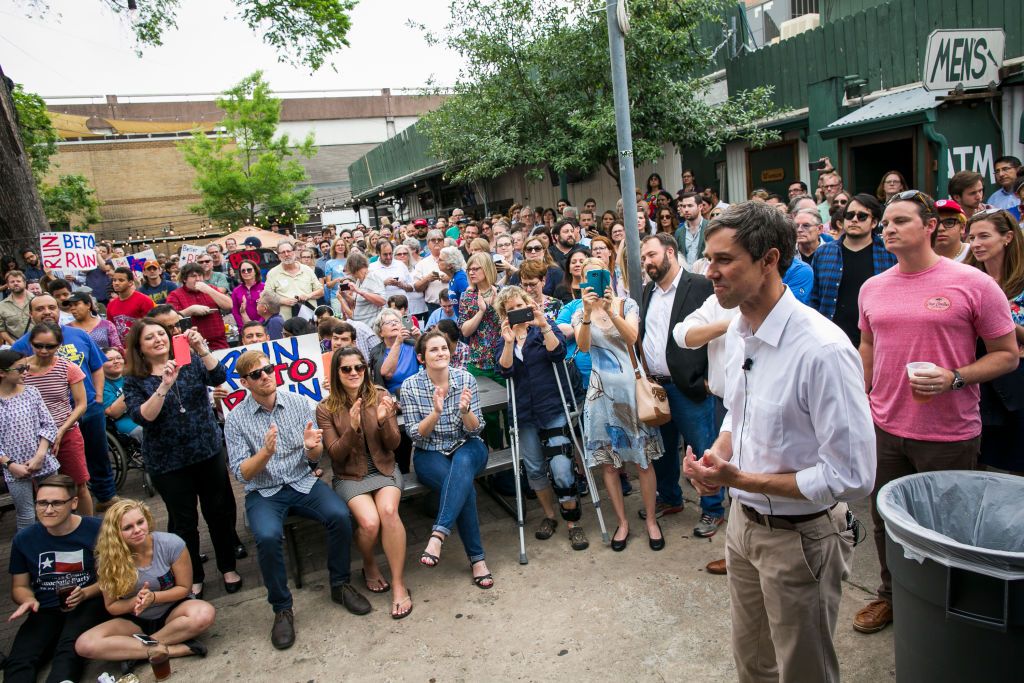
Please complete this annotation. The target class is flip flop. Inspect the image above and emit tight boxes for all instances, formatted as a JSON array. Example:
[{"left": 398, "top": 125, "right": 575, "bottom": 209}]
[
  {"left": 391, "top": 590, "right": 413, "bottom": 620},
  {"left": 361, "top": 568, "right": 391, "bottom": 594}
]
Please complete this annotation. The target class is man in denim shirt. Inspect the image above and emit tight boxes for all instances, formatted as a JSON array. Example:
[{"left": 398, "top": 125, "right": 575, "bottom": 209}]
[{"left": 224, "top": 350, "right": 370, "bottom": 650}]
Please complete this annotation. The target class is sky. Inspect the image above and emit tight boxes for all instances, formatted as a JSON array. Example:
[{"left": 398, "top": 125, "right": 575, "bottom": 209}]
[{"left": 0, "top": 0, "right": 466, "bottom": 99}]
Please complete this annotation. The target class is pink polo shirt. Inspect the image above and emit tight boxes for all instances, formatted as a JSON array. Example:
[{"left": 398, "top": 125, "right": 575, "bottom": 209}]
[{"left": 858, "top": 258, "right": 1014, "bottom": 441}]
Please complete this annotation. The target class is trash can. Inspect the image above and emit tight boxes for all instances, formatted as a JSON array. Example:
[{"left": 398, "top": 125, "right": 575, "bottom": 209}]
[{"left": 876, "top": 471, "right": 1024, "bottom": 682}]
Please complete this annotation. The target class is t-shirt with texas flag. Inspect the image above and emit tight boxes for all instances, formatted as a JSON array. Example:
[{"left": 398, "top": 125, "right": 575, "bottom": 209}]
[{"left": 9, "top": 516, "right": 101, "bottom": 609}]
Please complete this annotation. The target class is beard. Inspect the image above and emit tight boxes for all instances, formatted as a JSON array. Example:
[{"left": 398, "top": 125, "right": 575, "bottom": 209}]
[{"left": 645, "top": 255, "right": 672, "bottom": 282}]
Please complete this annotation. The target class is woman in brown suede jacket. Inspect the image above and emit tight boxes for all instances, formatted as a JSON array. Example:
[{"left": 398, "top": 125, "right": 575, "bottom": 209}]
[{"left": 316, "top": 346, "right": 412, "bottom": 619}]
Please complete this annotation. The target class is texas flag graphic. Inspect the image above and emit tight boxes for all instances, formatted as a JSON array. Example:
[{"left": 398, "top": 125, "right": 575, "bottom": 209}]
[{"left": 38, "top": 550, "right": 85, "bottom": 575}]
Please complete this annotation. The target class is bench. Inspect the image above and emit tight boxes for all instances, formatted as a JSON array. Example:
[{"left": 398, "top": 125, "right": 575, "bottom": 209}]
[{"left": 282, "top": 446, "right": 515, "bottom": 588}]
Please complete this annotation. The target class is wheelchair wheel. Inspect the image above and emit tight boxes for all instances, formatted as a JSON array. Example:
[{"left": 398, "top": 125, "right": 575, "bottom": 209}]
[{"left": 106, "top": 431, "right": 128, "bottom": 492}]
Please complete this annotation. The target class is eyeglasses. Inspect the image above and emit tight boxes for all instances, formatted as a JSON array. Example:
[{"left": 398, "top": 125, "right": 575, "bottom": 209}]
[
  {"left": 339, "top": 363, "right": 366, "bottom": 375},
  {"left": 466, "top": 266, "right": 482, "bottom": 273},
  {"left": 197, "top": 259, "right": 212, "bottom": 264},
  {"left": 525, "top": 245, "right": 544, "bottom": 252},
  {"left": 35, "top": 499, "right": 71, "bottom": 510},
  {"left": 938, "top": 218, "right": 963, "bottom": 230},
  {"left": 844, "top": 211, "right": 871, "bottom": 222},
  {"left": 832, "top": 198, "right": 849, "bottom": 206},
  {"left": 31, "top": 342, "right": 59, "bottom": 351},
  {"left": 2, "top": 366, "right": 29, "bottom": 374},
  {"left": 794, "top": 224, "right": 819, "bottom": 232},
  {"left": 243, "top": 365, "right": 276, "bottom": 381},
  {"left": 520, "top": 280, "right": 540, "bottom": 288},
  {"left": 428, "top": 238, "right": 443, "bottom": 243}
]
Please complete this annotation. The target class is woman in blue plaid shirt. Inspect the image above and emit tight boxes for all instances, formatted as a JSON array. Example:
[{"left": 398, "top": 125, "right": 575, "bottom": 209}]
[{"left": 399, "top": 330, "right": 494, "bottom": 589}]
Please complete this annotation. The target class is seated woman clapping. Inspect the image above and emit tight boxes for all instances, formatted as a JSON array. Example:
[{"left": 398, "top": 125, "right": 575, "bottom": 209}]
[
  {"left": 75, "top": 499, "right": 215, "bottom": 668},
  {"left": 317, "top": 347, "right": 412, "bottom": 619}
]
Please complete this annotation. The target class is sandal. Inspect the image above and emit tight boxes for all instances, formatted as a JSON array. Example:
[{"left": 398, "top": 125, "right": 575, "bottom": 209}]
[
  {"left": 470, "top": 560, "right": 494, "bottom": 590},
  {"left": 183, "top": 639, "right": 208, "bottom": 658},
  {"left": 534, "top": 517, "right": 558, "bottom": 540},
  {"left": 361, "top": 568, "right": 391, "bottom": 594},
  {"left": 420, "top": 532, "right": 445, "bottom": 568},
  {"left": 391, "top": 590, "right": 413, "bottom": 620}
]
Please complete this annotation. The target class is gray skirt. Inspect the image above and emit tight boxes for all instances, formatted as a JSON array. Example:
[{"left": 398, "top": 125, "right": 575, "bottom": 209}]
[{"left": 332, "top": 457, "right": 404, "bottom": 502}]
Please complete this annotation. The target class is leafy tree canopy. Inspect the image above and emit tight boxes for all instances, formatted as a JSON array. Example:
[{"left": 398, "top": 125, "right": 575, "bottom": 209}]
[
  {"left": 415, "top": 0, "right": 779, "bottom": 185},
  {"left": 179, "top": 71, "right": 316, "bottom": 229}
]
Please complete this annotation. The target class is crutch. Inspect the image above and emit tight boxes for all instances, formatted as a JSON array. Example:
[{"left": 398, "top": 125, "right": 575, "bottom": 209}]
[
  {"left": 506, "top": 377, "right": 528, "bottom": 564},
  {"left": 553, "top": 360, "right": 609, "bottom": 544}
]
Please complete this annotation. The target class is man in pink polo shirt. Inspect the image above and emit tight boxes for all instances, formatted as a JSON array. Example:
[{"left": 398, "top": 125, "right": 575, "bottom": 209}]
[{"left": 854, "top": 190, "right": 1018, "bottom": 634}]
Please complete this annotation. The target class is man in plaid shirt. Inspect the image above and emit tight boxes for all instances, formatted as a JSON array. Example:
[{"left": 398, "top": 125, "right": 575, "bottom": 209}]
[{"left": 809, "top": 193, "right": 897, "bottom": 346}]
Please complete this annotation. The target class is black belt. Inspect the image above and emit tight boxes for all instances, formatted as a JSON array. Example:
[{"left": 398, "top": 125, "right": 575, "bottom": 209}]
[
  {"left": 741, "top": 503, "right": 837, "bottom": 531},
  {"left": 649, "top": 374, "right": 672, "bottom": 386}
]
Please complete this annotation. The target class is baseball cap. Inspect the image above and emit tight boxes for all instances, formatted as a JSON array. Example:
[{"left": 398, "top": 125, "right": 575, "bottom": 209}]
[
  {"left": 243, "top": 236, "right": 263, "bottom": 248},
  {"left": 61, "top": 292, "right": 93, "bottom": 308},
  {"left": 934, "top": 199, "right": 964, "bottom": 214},
  {"left": 413, "top": 218, "right": 428, "bottom": 227},
  {"left": 143, "top": 259, "right": 161, "bottom": 270}
]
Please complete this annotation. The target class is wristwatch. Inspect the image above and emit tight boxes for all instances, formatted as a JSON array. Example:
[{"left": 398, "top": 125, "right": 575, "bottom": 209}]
[
  {"left": 950, "top": 369, "right": 966, "bottom": 391},
  {"left": 1, "top": 460, "right": 10, "bottom": 471}
]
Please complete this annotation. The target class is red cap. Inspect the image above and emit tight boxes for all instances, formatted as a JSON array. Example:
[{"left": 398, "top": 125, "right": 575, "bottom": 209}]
[
  {"left": 413, "top": 218, "right": 428, "bottom": 227},
  {"left": 934, "top": 198, "right": 964, "bottom": 214}
]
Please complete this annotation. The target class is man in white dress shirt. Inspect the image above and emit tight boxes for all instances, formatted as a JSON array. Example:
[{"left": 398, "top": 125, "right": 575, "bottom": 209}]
[{"left": 684, "top": 201, "right": 876, "bottom": 683}]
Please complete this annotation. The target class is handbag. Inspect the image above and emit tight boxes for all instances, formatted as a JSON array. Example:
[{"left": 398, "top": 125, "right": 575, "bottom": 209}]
[{"left": 622, "top": 300, "right": 672, "bottom": 427}]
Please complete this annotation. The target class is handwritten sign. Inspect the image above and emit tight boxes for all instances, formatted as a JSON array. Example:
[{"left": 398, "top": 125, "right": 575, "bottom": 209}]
[
  {"left": 228, "top": 250, "right": 260, "bottom": 271},
  {"left": 179, "top": 244, "right": 205, "bottom": 265},
  {"left": 211, "top": 333, "right": 326, "bottom": 411},
  {"left": 39, "top": 232, "right": 97, "bottom": 272}
]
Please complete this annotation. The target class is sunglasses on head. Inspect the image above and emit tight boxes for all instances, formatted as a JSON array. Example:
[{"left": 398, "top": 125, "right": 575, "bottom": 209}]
[
  {"left": 844, "top": 210, "right": 871, "bottom": 222},
  {"left": 31, "top": 342, "right": 59, "bottom": 351},
  {"left": 339, "top": 363, "right": 366, "bottom": 375},
  {"left": 887, "top": 189, "right": 932, "bottom": 210},
  {"left": 969, "top": 207, "right": 1003, "bottom": 221},
  {"left": 243, "top": 365, "right": 275, "bottom": 381}
]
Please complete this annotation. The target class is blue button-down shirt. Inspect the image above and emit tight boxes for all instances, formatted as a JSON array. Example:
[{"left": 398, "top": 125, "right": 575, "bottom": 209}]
[
  {"left": 988, "top": 187, "right": 1021, "bottom": 211},
  {"left": 782, "top": 258, "right": 814, "bottom": 305},
  {"left": 809, "top": 234, "right": 898, "bottom": 320},
  {"left": 224, "top": 390, "right": 319, "bottom": 497}
]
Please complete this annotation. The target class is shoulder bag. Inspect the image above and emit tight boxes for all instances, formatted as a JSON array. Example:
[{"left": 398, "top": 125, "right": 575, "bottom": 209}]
[{"left": 621, "top": 299, "right": 672, "bottom": 427}]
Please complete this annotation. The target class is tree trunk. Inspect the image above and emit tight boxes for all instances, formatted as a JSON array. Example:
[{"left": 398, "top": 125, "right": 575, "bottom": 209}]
[
  {"left": 0, "top": 64, "right": 49, "bottom": 253},
  {"left": 602, "top": 158, "right": 622, "bottom": 191}
]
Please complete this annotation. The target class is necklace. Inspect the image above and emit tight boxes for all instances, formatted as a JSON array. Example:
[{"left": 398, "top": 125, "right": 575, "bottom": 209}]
[
  {"left": 170, "top": 383, "right": 186, "bottom": 414},
  {"left": 956, "top": 242, "right": 968, "bottom": 260}
]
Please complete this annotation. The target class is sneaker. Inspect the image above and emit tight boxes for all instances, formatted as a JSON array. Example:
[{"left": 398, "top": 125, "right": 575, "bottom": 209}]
[
  {"left": 535, "top": 517, "right": 558, "bottom": 540},
  {"left": 271, "top": 608, "right": 295, "bottom": 650},
  {"left": 693, "top": 513, "right": 725, "bottom": 538},
  {"left": 638, "top": 501, "right": 684, "bottom": 520},
  {"left": 331, "top": 583, "right": 372, "bottom": 616},
  {"left": 853, "top": 599, "right": 893, "bottom": 634},
  {"left": 568, "top": 526, "right": 589, "bottom": 551}
]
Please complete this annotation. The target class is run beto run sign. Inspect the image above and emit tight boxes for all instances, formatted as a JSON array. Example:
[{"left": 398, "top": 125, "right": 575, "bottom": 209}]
[
  {"left": 924, "top": 29, "right": 1004, "bottom": 92},
  {"left": 39, "top": 232, "right": 98, "bottom": 272},
  {"left": 211, "top": 333, "right": 326, "bottom": 411}
]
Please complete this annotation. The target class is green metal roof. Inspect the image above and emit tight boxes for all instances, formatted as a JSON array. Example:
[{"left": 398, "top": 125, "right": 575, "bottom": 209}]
[
  {"left": 820, "top": 86, "right": 942, "bottom": 139},
  {"left": 348, "top": 123, "right": 442, "bottom": 201}
]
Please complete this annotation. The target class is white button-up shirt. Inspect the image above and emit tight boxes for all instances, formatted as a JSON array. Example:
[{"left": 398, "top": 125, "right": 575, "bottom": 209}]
[
  {"left": 641, "top": 268, "right": 683, "bottom": 377},
  {"left": 674, "top": 292, "right": 739, "bottom": 399},
  {"left": 720, "top": 287, "right": 876, "bottom": 515}
]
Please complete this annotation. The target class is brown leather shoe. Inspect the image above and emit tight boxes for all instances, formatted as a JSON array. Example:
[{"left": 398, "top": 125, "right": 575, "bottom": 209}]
[
  {"left": 271, "top": 608, "right": 295, "bottom": 650},
  {"left": 705, "top": 559, "right": 727, "bottom": 575},
  {"left": 853, "top": 599, "right": 893, "bottom": 633}
]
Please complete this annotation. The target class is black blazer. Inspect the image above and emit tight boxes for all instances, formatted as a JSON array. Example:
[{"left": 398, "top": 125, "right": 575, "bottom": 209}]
[{"left": 638, "top": 269, "right": 713, "bottom": 402}]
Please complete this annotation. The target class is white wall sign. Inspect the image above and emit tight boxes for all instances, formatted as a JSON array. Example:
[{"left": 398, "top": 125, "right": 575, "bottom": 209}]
[{"left": 924, "top": 29, "right": 1004, "bottom": 92}]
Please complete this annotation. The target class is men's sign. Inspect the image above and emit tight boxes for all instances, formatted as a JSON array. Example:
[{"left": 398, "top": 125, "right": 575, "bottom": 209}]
[
  {"left": 228, "top": 250, "right": 261, "bottom": 271},
  {"left": 211, "top": 333, "right": 326, "bottom": 411},
  {"left": 39, "top": 232, "right": 98, "bottom": 272},
  {"left": 924, "top": 29, "right": 1004, "bottom": 92},
  {"left": 179, "top": 244, "right": 205, "bottom": 265}
]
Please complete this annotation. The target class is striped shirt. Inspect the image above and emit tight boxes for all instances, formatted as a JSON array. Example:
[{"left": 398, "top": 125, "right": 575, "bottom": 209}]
[
  {"left": 23, "top": 357, "right": 85, "bottom": 427},
  {"left": 399, "top": 367, "right": 484, "bottom": 452},
  {"left": 224, "top": 390, "right": 319, "bottom": 497}
]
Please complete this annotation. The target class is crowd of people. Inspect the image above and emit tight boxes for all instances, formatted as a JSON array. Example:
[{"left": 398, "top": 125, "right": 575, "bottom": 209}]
[{"left": 0, "top": 156, "right": 1021, "bottom": 682}]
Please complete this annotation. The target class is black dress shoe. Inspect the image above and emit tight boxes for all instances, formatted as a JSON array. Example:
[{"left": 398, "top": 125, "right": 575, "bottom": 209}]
[
  {"left": 331, "top": 582, "right": 371, "bottom": 615},
  {"left": 191, "top": 584, "right": 205, "bottom": 600},
  {"left": 611, "top": 527, "right": 629, "bottom": 552},
  {"left": 271, "top": 608, "right": 295, "bottom": 650},
  {"left": 224, "top": 576, "right": 243, "bottom": 594},
  {"left": 648, "top": 522, "right": 665, "bottom": 551},
  {"left": 234, "top": 544, "right": 248, "bottom": 560}
]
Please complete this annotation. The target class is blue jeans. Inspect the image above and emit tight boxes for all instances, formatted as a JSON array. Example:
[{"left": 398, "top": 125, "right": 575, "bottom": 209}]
[
  {"left": 413, "top": 437, "right": 488, "bottom": 563},
  {"left": 518, "top": 413, "right": 574, "bottom": 502},
  {"left": 81, "top": 402, "right": 116, "bottom": 502},
  {"left": 655, "top": 382, "right": 724, "bottom": 517},
  {"left": 246, "top": 480, "right": 353, "bottom": 613}
]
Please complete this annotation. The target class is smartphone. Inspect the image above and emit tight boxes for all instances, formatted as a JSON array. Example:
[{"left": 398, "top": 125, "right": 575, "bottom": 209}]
[
  {"left": 338, "top": 281, "right": 352, "bottom": 292},
  {"left": 133, "top": 633, "right": 160, "bottom": 647},
  {"left": 808, "top": 159, "right": 827, "bottom": 171},
  {"left": 401, "top": 315, "right": 413, "bottom": 331},
  {"left": 177, "top": 316, "right": 193, "bottom": 332},
  {"left": 492, "top": 253, "right": 504, "bottom": 263},
  {"left": 583, "top": 269, "right": 611, "bottom": 297},
  {"left": 507, "top": 307, "right": 534, "bottom": 326},
  {"left": 171, "top": 334, "right": 192, "bottom": 365}
]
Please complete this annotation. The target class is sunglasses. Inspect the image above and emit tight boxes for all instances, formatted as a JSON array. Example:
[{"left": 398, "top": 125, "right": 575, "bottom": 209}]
[
  {"left": 844, "top": 211, "right": 871, "bottom": 222},
  {"left": 197, "top": 259, "right": 212, "bottom": 264},
  {"left": 968, "top": 207, "right": 1004, "bottom": 221},
  {"left": 339, "top": 363, "right": 366, "bottom": 375},
  {"left": 525, "top": 245, "right": 544, "bottom": 252},
  {"left": 31, "top": 342, "right": 60, "bottom": 351},
  {"left": 2, "top": 365, "right": 29, "bottom": 374},
  {"left": 240, "top": 268, "right": 256, "bottom": 273},
  {"left": 887, "top": 189, "right": 933, "bottom": 212},
  {"left": 243, "top": 365, "right": 276, "bottom": 381}
]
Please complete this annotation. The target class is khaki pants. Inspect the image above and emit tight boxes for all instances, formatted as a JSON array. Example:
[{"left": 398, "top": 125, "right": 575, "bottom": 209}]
[
  {"left": 870, "top": 425, "right": 979, "bottom": 602},
  {"left": 726, "top": 499, "right": 854, "bottom": 683}
]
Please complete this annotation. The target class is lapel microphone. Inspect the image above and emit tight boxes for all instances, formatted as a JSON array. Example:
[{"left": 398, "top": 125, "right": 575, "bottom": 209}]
[{"left": 742, "top": 358, "right": 753, "bottom": 371}]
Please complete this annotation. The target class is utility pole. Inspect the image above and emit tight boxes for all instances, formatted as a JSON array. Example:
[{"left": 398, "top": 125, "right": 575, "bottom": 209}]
[{"left": 605, "top": 0, "right": 642, "bottom": 302}]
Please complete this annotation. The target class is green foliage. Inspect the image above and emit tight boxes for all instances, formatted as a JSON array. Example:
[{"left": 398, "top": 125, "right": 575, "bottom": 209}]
[
  {"left": 43, "top": 0, "right": 358, "bottom": 72},
  {"left": 40, "top": 175, "right": 102, "bottom": 228},
  {"left": 10, "top": 84, "right": 59, "bottom": 182},
  {"left": 416, "top": 0, "right": 780, "bottom": 185},
  {"left": 179, "top": 71, "right": 316, "bottom": 229}
]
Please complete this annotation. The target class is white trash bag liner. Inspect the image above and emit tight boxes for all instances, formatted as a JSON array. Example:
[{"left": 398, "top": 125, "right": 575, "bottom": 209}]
[{"left": 876, "top": 470, "right": 1024, "bottom": 581}]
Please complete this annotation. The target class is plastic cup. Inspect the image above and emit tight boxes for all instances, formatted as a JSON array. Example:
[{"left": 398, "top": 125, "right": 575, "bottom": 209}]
[
  {"left": 149, "top": 650, "right": 171, "bottom": 680},
  {"left": 906, "top": 362, "right": 937, "bottom": 403},
  {"left": 57, "top": 585, "right": 75, "bottom": 612}
]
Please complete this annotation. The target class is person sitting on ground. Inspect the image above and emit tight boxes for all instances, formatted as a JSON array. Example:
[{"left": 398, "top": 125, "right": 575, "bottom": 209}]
[
  {"left": 224, "top": 350, "right": 370, "bottom": 650},
  {"left": 495, "top": 286, "right": 588, "bottom": 551},
  {"left": 387, "top": 294, "right": 421, "bottom": 330},
  {"left": 75, "top": 499, "right": 215, "bottom": 671},
  {"left": 434, "top": 319, "right": 469, "bottom": 369},
  {"left": 317, "top": 317, "right": 343, "bottom": 353},
  {"left": 255, "top": 295, "right": 284, "bottom": 340},
  {"left": 424, "top": 292, "right": 459, "bottom": 330},
  {"left": 399, "top": 331, "right": 494, "bottom": 589},
  {"left": 369, "top": 308, "right": 420, "bottom": 397},
  {"left": 0, "top": 349, "right": 61, "bottom": 530},
  {"left": 4, "top": 475, "right": 107, "bottom": 683},
  {"left": 240, "top": 320, "right": 270, "bottom": 345},
  {"left": 317, "top": 347, "right": 412, "bottom": 619}
]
